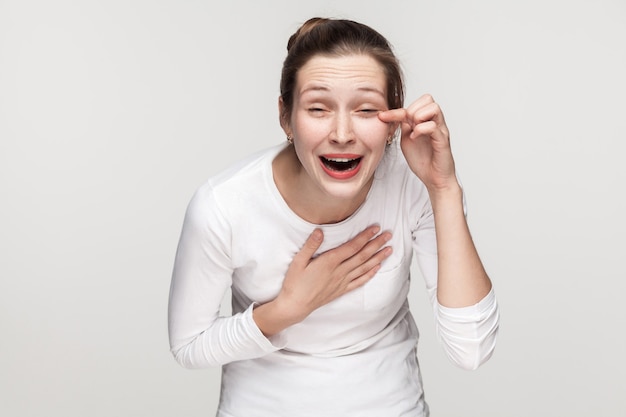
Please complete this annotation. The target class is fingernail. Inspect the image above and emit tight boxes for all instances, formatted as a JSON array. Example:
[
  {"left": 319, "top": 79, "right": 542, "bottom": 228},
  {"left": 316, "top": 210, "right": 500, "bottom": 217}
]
[{"left": 312, "top": 229, "right": 323, "bottom": 241}]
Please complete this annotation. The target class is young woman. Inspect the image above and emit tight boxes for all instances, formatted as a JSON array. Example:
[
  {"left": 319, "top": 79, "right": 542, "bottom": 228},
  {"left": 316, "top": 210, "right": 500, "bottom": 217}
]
[{"left": 168, "top": 17, "right": 499, "bottom": 417}]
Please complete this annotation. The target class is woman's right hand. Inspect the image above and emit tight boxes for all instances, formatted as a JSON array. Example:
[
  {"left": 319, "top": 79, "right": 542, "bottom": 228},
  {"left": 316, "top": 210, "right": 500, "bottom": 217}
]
[{"left": 253, "top": 225, "right": 392, "bottom": 337}]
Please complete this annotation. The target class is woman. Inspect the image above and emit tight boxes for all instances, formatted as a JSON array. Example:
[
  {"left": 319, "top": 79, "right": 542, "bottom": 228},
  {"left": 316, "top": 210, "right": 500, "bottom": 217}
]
[{"left": 168, "top": 17, "right": 499, "bottom": 417}]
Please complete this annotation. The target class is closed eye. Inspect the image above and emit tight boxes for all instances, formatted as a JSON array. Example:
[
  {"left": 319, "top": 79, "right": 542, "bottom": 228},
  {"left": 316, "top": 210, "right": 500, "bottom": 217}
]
[
  {"left": 357, "top": 108, "right": 380, "bottom": 117},
  {"left": 307, "top": 107, "right": 329, "bottom": 117}
]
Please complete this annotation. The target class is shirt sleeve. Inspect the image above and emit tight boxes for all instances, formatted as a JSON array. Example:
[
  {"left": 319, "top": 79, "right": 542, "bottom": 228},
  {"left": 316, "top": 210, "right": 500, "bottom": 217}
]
[
  {"left": 167, "top": 184, "right": 285, "bottom": 368},
  {"left": 411, "top": 192, "right": 500, "bottom": 371}
]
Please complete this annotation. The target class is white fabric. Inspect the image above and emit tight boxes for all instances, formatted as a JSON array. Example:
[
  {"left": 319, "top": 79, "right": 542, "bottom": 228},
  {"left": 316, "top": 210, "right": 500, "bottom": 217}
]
[{"left": 168, "top": 143, "right": 499, "bottom": 416}]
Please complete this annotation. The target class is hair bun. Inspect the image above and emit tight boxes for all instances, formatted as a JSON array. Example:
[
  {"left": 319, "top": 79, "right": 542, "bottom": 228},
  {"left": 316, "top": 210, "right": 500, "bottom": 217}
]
[{"left": 286, "top": 17, "right": 328, "bottom": 52}]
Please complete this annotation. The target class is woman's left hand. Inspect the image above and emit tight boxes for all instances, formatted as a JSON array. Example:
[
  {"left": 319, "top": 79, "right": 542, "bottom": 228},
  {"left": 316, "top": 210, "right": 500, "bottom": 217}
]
[{"left": 378, "top": 94, "right": 457, "bottom": 192}]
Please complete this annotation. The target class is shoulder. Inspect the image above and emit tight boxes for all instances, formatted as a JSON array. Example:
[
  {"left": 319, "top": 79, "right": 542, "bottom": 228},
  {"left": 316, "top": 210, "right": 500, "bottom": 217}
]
[
  {"left": 192, "top": 143, "right": 283, "bottom": 200},
  {"left": 208, "top": 143, "right": 284, "bottom": 189},
  {"left": 186, "top": 143, "right": 285, "bottom": 221}
]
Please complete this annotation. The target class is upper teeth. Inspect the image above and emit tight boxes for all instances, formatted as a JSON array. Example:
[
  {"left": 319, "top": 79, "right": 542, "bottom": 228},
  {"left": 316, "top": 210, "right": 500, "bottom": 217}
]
[{"left": 326, "top": 157, "right": 357, "bottom": 162}]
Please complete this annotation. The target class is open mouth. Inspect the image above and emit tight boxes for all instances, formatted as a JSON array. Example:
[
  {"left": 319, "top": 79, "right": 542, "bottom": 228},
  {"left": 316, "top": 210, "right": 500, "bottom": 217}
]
[{"left": 319, "top": 156, "right": 362, "bottom": 172}]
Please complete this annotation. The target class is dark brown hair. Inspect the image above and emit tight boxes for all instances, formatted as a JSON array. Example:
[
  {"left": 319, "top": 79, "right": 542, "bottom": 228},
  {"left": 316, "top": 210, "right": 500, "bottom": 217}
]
[{"left": 279, "top": 17, "right": 404, "bottom": 123}]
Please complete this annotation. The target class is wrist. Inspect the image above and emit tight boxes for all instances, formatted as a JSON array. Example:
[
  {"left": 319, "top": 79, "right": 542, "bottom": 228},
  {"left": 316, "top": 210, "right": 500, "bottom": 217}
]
[
  {"left": 253, "top": 296, "right": 307, "bottom": 337},
  {"left": 427, "top": 181, "right": 463, "bottom": 208}
]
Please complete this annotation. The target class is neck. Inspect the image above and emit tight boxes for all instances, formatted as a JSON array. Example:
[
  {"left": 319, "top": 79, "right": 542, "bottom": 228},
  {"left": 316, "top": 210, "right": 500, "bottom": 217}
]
[{"left": 272, "top": 145, "right": 371, "bottom": 224}]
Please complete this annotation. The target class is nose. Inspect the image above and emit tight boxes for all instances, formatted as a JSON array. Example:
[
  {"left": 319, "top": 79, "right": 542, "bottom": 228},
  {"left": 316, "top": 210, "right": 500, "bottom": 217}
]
[{"left": 329, "top": 111, "right": 356, "bottom": 145}]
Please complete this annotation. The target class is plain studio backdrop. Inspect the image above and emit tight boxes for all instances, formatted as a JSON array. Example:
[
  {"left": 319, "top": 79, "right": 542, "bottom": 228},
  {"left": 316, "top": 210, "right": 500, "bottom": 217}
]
[{"left": 1, "top": 0, "right": 624, "bottom": 415}]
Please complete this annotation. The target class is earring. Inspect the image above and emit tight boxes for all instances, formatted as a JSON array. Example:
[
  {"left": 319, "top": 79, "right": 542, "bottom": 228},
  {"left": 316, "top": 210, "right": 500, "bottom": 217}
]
[
  {"left": 287, "top": 135, "right": 294, "bottom": 144},
  {"left": 386, "top": 135, "right": 393, "bottom": 145}
]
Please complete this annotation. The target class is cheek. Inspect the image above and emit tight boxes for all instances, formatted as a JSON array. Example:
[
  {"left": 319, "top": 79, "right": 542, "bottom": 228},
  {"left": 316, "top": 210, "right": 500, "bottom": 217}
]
[
  {"left": 293, "top": 114, "right": 331, "bottom": 138},
  {"left": 354, "top": 118, "right": 391, "bottom": 143}
]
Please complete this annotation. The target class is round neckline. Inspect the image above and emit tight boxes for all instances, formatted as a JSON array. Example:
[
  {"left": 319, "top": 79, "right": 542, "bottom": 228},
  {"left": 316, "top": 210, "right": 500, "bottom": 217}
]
[{"left": 263, "top": 143, "right": 380, "bottom": 230}]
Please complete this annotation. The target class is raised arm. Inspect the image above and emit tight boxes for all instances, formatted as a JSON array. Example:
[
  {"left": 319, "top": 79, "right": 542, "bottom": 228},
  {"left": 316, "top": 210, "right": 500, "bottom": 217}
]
[
  {"left": 379, "top": 94, "right": 492, "bottom": 306},
  {"left": 380, "top": 95, "right": 499, "bottom": 369}
]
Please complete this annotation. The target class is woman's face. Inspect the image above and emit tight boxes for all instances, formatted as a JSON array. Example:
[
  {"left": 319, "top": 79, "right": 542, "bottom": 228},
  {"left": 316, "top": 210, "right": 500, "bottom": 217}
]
[{"left": 284, "top": 54, "right": 393, "bottom": 202}]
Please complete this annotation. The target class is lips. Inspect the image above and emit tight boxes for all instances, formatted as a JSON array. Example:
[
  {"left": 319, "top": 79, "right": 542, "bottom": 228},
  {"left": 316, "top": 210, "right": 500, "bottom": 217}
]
[{"left": 319, "top": 154, "right": 362, "bottom": 179}]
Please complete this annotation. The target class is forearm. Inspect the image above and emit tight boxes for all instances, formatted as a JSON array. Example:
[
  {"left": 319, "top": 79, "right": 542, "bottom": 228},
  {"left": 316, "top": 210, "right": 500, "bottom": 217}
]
[
  {"left": 429, "top": 182, "right": 492, "bottom": 307},
  {"left": 169, "top": 303, "right": 285, "bottom": 368},
  {"left": 252, "top": 297, "right": 305, "bottom": 337}
]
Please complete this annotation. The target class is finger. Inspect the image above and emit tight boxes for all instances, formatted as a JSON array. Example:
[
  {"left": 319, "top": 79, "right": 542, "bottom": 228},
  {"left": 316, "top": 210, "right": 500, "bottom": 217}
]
[
  {"left": 404, "top": 102, "right": 448, "bottom": 143},
  {"left": 404, "top": 93, "right": 436, "bottom": 115},
  {"left": 403, "top": 96, "right": 443, "bottom": 132},
  {"left": 330, "top": 225, "right": 381, "bottom": 262},
  {"left": 379, "top": 110, "right": 413, "bottom": 140},
  {"left": 340, "top": 231, "right": 392, "bottom": 273},
  {"left": 344, "top": 244, "right": 393, "bottom": 282},
  {"left": 292, "top": 229, "right": 324, "bottom": 267},
  {"left": 409, "top": 120, "right": 438, "bottom": 140},
  {"left": 377, "top": 108, "right": 409, "bottom": 124},
  {"left": 344, "top": 261, "right": 384, "bottom": 292},
  {"left": 410, "top": 120, "right": 449, "bottom": 145},
  {"left": 385, "top": 94, "right": 438, "bottom": 122},
  {"left": 407, "top": 102, "right": 445, "bottom": 127}
]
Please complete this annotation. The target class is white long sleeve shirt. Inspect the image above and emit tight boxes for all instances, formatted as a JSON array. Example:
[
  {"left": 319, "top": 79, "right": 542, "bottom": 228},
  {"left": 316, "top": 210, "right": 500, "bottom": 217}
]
[{"left": 168, "top": 143, "right": 499, "bottom": 416}]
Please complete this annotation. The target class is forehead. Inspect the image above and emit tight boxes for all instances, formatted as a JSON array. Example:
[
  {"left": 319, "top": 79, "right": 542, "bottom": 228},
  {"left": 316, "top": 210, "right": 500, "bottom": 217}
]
[{"left": 296, "top": 54, "right": 387, "bottom": 94}]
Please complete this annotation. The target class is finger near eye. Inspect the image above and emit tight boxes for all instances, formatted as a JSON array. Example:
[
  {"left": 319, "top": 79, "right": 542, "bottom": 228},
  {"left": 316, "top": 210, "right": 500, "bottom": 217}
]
[{"left": 377, "top": 108, "right": 408, "bottom": 122}]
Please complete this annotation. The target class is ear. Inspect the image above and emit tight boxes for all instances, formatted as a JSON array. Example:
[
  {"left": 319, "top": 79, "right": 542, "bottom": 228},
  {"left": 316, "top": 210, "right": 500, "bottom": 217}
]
[
  {"left": 278, "top": 96, "right": 291, "bottom": 135},
  {"left": 388, "top": 121, "right": 400, "bottom": 140}
]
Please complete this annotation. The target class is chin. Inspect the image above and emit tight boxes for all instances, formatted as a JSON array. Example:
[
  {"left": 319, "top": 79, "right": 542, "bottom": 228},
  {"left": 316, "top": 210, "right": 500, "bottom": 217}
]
[{"left": 319, "top": 176, "right": 372, "bottom": 201}]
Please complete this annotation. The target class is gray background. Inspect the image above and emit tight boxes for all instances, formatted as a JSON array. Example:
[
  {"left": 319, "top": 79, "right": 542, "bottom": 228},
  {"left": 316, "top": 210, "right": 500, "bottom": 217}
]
[{"left": 1, "top": 0, "right": 625, "bottom": 415}]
